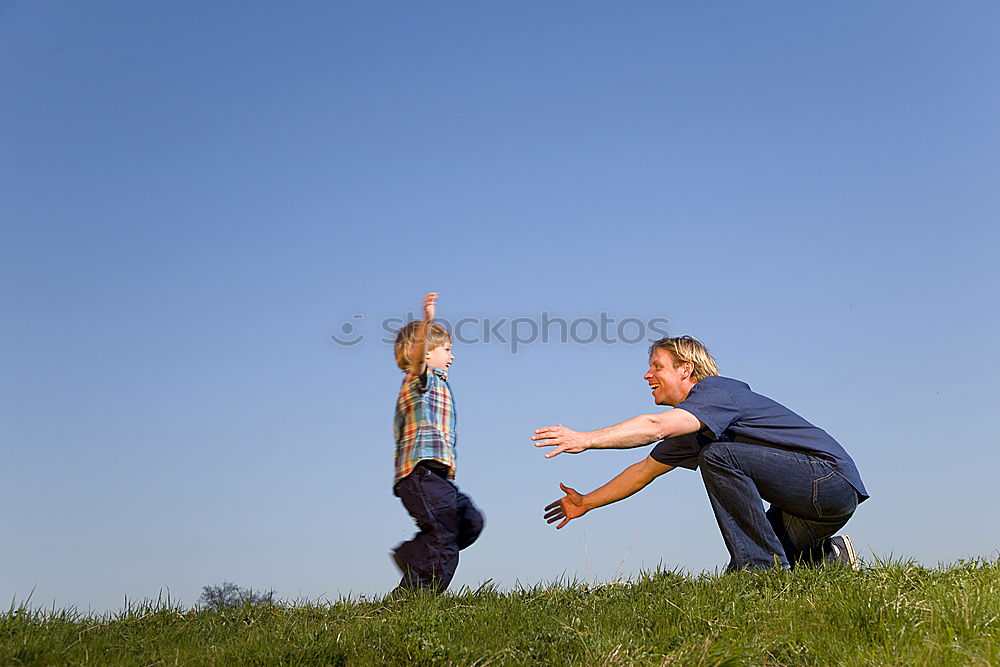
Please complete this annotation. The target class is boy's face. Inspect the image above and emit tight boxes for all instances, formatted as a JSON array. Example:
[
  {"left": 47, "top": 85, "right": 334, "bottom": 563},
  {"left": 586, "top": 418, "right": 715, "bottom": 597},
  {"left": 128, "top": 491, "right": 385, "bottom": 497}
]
[{"left": 426, "top": 343, "right": 454, "bottom": 372}]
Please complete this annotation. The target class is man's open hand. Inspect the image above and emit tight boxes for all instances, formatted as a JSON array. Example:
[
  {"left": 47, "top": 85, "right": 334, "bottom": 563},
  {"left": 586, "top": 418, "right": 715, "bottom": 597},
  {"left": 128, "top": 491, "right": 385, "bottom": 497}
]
[
  {"left": 532, "top": 424, "right": 590, "bottom": 458},
  {"left": 543, "top": 483, "right": 588, "bottom": 529}
]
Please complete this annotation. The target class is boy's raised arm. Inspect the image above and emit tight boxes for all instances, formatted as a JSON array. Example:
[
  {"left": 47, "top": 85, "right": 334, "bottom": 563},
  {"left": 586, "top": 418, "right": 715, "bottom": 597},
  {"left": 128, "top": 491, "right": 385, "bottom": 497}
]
[{"left": 408, "top": 292, "right": 438, "bottom": 376}]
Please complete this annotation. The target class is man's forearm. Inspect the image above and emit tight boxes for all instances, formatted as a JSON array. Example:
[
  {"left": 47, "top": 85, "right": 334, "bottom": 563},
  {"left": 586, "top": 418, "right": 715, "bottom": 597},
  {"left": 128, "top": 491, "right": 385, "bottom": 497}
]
[
  {"left": 581, "top": 458, "right": 673, "bottom": 511},
  {"left": 584, "top": 409, "right": 702, "bottom": 451},
  {"left": 535, "top": 409, "right": 700, "bottom": 458},
  {"left": 584, "top": 414, "right": 667, "bottom": 450}
]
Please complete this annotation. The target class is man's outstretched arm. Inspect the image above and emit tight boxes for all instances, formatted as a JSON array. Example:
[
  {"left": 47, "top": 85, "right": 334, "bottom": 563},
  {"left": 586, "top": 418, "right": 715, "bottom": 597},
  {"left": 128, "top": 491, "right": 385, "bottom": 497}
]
[
  {"left": 533, "top": 409, "right": 702, "bottom": 458},
  {"left": 543, "top": 455, "right": 675, "bottom": 529}
]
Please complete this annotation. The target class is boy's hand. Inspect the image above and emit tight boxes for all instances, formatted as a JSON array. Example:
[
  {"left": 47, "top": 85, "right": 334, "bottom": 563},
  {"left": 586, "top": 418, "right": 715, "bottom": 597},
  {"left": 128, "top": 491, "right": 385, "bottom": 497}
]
[
  {"left": 532, "top": 424, "right": 590, "bottom": 458},
  {"left": 423, "top": 292, "right": 438, "bottom": 321},
  {"left": 543, "top": 483, "right": 588, "bottom": 529}
]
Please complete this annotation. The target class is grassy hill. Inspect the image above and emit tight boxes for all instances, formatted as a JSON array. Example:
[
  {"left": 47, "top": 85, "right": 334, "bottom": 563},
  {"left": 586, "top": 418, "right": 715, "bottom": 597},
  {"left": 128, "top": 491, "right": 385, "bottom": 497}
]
[{"left": 3, "top": 558, "right": 998, "bottom": 665}]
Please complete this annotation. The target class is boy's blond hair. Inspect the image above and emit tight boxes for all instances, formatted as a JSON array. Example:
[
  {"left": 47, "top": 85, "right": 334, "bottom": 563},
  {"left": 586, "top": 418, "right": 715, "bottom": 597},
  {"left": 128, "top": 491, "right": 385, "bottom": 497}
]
[
  {"left": 648, "top": 335, "right": 720, "bottom": 382},
  {"left": 394, "top": 321, "right": 452, "bottom": 373}
]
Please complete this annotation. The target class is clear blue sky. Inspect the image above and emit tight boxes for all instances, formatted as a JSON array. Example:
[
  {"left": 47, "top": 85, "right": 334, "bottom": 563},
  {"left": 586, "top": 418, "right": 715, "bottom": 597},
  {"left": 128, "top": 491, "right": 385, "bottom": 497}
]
[{"left": 3, "top": 1, "right": 998, "bottom": 613}]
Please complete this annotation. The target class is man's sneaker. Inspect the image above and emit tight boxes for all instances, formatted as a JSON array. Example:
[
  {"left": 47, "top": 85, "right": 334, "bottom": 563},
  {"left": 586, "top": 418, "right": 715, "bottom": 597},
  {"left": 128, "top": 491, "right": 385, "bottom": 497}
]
[{"left": 828, "top": 535, "right": 859, "bottom": 569}]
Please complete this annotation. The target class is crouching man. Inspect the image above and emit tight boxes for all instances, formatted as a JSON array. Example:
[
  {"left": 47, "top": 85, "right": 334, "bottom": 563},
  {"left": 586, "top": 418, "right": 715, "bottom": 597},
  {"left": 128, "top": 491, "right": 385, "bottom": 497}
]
[{"left": 534, "top": 336, "right": 868, "bottom": 571}]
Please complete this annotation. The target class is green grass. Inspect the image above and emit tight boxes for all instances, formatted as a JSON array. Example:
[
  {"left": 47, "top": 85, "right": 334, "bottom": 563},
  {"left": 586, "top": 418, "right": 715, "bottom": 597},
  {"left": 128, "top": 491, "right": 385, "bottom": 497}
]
[{"left": 3, "top": 558, "right": 999, "bottom": 665}]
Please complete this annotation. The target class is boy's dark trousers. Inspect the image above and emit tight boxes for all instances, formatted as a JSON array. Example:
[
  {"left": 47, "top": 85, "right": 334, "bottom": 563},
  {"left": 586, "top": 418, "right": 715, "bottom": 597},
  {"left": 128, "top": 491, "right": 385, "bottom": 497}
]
[{"left": 392, "top": 462, "right": 484, "bottom": 592}]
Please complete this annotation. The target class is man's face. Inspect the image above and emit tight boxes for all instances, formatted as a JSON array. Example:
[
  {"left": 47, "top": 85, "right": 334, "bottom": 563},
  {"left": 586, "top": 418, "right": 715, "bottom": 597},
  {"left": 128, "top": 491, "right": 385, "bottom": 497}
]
[
  {"left": 426, "top": 343, "right": 454, "bottom": 372},
  {"left": 644, "top": 348, "right": 693, "bottom": 406}
]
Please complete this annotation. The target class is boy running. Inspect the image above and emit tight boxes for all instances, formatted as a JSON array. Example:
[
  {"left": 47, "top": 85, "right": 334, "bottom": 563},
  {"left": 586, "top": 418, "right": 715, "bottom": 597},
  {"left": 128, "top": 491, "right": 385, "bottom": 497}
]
[{"left": 390, "top": 292, "right": 484, "bottom": 592}]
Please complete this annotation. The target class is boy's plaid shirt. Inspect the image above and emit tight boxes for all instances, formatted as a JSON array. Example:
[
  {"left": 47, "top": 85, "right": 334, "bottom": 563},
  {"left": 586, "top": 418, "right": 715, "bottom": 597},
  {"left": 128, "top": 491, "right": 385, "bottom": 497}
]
[{"left": 393, "top": 367, "right": 456, "bottom": 483}]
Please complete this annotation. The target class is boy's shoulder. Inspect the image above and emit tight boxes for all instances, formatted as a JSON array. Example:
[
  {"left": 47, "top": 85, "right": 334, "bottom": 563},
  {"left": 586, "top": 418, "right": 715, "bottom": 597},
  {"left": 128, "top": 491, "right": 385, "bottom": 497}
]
[{"left": 397, "top": 368, "right": 449, "bottom": 393}]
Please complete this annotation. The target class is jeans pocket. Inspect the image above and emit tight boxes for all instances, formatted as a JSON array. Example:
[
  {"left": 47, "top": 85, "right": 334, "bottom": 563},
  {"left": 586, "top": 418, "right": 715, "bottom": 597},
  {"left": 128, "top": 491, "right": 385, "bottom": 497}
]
[{"left": 812, "top": 468, "right": 859, "bottom": 519}]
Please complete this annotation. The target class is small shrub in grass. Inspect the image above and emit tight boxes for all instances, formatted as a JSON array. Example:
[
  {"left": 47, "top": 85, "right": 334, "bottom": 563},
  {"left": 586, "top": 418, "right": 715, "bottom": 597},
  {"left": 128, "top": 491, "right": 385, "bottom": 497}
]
[{"left": 197, "top": 581, "right": 274, "bottom": 611}]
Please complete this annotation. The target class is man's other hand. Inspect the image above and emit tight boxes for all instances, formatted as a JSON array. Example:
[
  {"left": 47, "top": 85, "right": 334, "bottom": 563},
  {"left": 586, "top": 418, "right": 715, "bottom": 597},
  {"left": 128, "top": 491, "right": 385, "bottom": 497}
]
[{"left": 543, "top": 483, "right": 588, "bottom": 529}]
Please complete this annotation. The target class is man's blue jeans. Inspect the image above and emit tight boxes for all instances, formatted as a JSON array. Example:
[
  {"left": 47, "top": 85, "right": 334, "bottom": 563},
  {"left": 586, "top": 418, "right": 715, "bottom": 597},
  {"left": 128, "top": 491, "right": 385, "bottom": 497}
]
[{"left": 698, "top": 441, "right": 859, "bottom": 571}]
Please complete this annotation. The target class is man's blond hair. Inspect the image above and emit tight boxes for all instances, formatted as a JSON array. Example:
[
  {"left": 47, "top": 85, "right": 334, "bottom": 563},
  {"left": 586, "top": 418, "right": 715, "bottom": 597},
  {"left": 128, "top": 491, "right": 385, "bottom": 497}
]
[
  {"left": 648, "top": 335, "right": 720, "bottom": 382},
  {"left": 393, "top": 321, "right": 451, "bottom": 373}
]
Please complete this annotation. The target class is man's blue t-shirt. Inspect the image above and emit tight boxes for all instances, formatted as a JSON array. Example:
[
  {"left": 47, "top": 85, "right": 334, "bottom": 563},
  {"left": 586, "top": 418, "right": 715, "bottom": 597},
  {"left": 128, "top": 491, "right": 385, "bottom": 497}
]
[{"left": 650, "top": 376, "right": 869, "bottom": 500}]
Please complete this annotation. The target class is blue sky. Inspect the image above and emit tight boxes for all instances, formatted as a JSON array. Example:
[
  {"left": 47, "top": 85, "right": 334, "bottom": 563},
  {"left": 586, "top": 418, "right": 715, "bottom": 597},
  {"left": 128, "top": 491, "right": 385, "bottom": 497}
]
[{"left": 3, "top": 1, "right": 998, "bottom": 612}]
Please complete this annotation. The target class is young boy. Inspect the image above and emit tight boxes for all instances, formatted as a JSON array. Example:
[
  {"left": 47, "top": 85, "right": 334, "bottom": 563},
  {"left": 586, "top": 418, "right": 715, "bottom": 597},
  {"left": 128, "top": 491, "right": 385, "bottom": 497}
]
[{"left": 390, "top": 292, "right": 484, "bottom": 593}]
